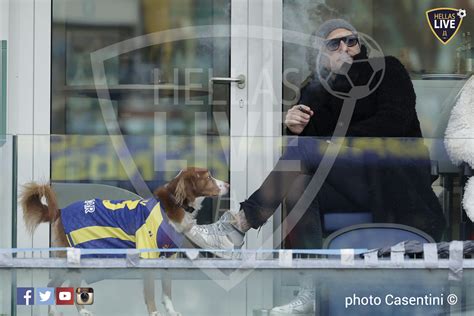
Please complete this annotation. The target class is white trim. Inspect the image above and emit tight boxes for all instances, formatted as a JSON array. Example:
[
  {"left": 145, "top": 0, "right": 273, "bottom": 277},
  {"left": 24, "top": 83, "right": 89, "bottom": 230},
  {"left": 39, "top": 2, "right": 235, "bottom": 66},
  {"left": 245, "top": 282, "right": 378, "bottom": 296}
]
[
  {"left": 245, "top": 0, "right": 283, "bottom": 313},
  {"left": 246, "top": 0, "right": 283, "bottom": 249},
  {"left": 8, "top": 0, "right": 51, "bottom": 256},
  {"left": 230, "top": 4, "right": 254, "bottom": 313},
  {"left": 0, "top": 0, "right": 9, "bottom": 41},
  {"left": 0, "top": 0, "right": 11, "bottom": 254},
  {"left": 8, "top": 0, "right": 34, "bottom": 136},
  {"left": 33, "top": 0, "right": 51, "bottom": 136},
  {"left": 33, "top": 0, "right": 52, "bottom": 183},
  {"left": 230, "top": 0, "right": 249, "bottom": 217},
  {"left": 9, "top": 0, "right": 35, "bottom": 253},
  {"left": 32, "top": 0, "right": 51, "bottom": 256}
]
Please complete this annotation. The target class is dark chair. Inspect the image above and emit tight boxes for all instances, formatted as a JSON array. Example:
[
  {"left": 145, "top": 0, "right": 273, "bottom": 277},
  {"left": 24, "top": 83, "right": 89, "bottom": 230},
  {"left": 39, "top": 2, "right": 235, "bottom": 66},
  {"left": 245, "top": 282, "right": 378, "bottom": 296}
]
[
  {"left": 51, "top": 182, "right": 141, "bottom": 208},
  {"left": 320, "top": 223, "right": 439, "bottom": 316},
  {"left": 322, "top": 212, "right": 373, "bottom": 235},
  {"left": 323, "top": 223, "right": 435, "bottom": 249},
  {"left": 322, "top": 160, "right": 440, "bottom": 235}
]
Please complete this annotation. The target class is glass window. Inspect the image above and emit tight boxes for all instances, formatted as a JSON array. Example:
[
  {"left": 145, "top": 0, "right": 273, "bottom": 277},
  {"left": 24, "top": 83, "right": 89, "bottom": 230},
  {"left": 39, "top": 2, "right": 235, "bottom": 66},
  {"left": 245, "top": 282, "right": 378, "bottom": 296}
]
[
  {"left": 51, "top": 0, "right": 232, "bottom": 222},
  {"left": 52, "top": 0, "right": 230, "bottom": 136},
  {"left": 282, "top": 0, "right": 473, "bottom": 240}
]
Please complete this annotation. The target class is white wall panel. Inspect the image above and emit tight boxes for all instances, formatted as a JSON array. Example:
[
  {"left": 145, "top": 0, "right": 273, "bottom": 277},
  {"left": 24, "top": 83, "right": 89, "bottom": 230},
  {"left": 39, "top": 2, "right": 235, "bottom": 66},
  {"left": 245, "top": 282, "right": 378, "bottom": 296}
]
[{"left": 8, "top": 0, "right": 51, "bottom": 255}]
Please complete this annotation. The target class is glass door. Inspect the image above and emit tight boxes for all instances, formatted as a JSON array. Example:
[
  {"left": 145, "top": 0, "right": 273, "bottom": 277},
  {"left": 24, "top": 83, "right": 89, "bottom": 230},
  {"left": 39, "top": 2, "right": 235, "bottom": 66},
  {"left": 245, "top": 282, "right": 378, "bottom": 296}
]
[{"left": 50, "top": 0, "right": 248, "bottom": 225}]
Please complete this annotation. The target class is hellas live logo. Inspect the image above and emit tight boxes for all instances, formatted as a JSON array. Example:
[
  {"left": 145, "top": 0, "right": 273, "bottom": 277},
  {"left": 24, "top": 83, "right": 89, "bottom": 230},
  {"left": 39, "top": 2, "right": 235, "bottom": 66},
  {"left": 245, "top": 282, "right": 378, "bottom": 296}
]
[{"left": 426, "top": 8, "right": 467, "bottom": 44}]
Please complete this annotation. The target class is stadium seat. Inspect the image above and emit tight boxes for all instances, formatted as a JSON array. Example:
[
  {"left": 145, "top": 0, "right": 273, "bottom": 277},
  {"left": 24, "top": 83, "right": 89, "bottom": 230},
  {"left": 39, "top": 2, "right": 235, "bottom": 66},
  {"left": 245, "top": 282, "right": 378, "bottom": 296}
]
[
  {"left": 320, "top": 223, "right": 438, "bottom": 316},
  {"left": 51, "top": 182, "right": 141, "bottom": 209}
]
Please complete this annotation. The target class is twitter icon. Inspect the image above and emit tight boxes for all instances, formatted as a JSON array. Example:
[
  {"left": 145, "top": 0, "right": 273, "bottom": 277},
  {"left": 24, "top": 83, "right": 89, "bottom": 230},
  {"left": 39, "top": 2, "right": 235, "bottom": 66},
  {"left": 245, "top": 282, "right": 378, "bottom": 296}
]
[{"left": 35, "top": 288, "right": 55, "bottom": 305}]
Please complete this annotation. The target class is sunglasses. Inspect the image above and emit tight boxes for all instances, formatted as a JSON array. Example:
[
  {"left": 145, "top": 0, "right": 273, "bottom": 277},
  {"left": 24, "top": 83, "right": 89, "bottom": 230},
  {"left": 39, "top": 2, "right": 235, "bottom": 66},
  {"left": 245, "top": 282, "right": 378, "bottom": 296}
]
[{"left": 324, "top": 35, "right": 359, "bottom": 51}]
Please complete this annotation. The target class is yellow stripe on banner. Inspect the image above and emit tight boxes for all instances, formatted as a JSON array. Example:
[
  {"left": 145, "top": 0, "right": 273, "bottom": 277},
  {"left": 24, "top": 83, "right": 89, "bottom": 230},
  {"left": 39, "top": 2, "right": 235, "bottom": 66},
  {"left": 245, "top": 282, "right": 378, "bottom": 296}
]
[
  {"left": 70, "top": 226, "right": 136, "bottom": 245},
  {"left": 136, "top": 203, "right": 164, "bottom": 258}
]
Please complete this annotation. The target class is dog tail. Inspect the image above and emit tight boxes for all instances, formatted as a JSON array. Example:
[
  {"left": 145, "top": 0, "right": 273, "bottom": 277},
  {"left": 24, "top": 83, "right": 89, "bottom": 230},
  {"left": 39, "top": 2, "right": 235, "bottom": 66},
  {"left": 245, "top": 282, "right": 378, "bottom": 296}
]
[{"left": 20, "top": 182, "right": 59, "bottom": 234}]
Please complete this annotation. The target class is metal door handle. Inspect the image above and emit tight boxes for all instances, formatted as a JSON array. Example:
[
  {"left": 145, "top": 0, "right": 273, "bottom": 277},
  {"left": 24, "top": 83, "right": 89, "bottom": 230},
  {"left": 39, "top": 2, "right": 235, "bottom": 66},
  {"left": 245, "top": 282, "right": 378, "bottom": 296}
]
[{"left": 210, "top": 74, "right": 245, "bottom": 89}]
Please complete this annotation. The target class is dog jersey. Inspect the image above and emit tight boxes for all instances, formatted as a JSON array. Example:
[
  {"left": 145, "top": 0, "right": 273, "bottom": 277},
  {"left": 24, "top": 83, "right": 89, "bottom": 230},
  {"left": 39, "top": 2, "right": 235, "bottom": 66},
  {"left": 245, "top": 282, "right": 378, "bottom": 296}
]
[{"left": 61, "top": 198, "right": 183, "bottom": 258}]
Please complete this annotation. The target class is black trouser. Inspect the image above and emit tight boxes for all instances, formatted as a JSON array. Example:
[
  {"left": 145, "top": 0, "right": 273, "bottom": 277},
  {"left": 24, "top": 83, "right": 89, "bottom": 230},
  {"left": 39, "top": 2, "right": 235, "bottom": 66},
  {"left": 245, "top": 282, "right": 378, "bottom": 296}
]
[{"left": 241, "top": 137, "right": 372, "bottom": 231}]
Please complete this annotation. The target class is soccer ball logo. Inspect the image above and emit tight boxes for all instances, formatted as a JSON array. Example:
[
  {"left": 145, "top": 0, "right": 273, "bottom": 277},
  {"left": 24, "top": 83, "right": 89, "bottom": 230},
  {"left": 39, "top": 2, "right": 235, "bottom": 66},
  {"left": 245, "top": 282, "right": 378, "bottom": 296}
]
[{"left": 315, "top": 32, "right": 386, "bottom": 100}]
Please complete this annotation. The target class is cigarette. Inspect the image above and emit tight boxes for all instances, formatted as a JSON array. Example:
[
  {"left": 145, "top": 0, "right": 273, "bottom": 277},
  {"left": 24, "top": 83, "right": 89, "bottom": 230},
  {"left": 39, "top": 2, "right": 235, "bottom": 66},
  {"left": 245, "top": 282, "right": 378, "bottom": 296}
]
[{"left": 298, "top": 105, "right": 311, "bottom": 114}]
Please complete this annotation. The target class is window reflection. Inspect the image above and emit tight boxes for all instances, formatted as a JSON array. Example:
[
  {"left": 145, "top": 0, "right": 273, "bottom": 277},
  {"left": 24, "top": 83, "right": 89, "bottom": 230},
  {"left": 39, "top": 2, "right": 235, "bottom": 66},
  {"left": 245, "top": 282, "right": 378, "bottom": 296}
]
[
  {"left": 52, "top": 0, "right": 230, "bottom": 136},
  {"left": 282, "top": 0, "right": 473, "bottom": 241},
  {"left": 283, "top": 0, "right": 473, "bottom": 87},
  {"left": 51, "top": 1, "right": 231, "bottom": 220}
]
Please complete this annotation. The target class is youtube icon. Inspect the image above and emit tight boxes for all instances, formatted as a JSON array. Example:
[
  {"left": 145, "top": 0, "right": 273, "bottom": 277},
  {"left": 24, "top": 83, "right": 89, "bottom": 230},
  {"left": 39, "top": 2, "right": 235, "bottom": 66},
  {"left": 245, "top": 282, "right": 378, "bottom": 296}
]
[{"left": 56, "top": 287, "right": 74, "bottom": 305}]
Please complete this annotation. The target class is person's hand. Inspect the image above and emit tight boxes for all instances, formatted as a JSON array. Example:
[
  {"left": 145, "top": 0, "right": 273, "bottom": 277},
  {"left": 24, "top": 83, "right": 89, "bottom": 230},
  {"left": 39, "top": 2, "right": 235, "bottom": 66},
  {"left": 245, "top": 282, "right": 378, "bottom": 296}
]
[{"left": 284, "top": 104, "right": 314, "bottom": 135}]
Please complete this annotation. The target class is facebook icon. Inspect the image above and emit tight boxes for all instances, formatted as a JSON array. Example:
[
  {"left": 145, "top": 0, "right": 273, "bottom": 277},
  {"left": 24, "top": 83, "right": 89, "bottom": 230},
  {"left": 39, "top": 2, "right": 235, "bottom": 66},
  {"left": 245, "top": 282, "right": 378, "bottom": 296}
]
[{"left": 17, "top": 288, "right": 34, "bottom": 305}]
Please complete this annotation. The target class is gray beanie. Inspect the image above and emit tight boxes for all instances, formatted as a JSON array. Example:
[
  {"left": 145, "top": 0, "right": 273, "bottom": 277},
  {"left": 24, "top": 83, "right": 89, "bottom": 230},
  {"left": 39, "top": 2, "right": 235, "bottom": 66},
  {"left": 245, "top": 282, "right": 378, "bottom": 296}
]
[{"left": 316, "top": 19, "right": 357, "bottom": 39}]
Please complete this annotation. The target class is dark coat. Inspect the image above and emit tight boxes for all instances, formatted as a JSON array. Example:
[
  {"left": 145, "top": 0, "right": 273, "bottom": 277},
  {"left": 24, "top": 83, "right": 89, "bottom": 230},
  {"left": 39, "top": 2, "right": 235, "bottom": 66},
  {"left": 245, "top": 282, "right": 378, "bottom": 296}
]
[{"left": 289, "top": 47, "right": 446, "bottom": 240}]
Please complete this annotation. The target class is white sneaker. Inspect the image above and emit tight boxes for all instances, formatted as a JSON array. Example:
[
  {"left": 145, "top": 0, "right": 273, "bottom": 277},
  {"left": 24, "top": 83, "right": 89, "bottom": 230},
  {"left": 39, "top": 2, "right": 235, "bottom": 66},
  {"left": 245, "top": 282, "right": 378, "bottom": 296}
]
[
  {"left": 270, "top": 287, "right": 315, "bottom": 315},
  {"left": 184, "top": 211, "right": 245, "bottom": 258}
]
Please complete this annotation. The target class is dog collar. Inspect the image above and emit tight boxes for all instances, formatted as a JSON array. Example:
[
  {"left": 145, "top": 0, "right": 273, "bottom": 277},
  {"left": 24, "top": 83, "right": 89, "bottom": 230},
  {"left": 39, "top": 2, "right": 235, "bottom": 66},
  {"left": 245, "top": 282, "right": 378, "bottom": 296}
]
[{"left": 167, "top": 190, "right": 195, "bottom": 214}]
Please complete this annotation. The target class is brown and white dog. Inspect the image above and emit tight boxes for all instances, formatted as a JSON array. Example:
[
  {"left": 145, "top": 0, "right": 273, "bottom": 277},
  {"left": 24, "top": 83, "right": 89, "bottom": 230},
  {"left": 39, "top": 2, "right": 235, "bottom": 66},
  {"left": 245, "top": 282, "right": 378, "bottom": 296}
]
[{"left": 20, "top": 167, "right": 229, "bottom": 316}]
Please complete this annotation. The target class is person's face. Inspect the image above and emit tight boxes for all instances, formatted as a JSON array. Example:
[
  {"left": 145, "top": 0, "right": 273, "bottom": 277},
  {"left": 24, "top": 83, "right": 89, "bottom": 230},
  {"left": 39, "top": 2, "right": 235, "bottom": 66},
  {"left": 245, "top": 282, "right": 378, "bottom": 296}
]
[{"left": 324, "top": 28, "right": 361, "bottom": 74}]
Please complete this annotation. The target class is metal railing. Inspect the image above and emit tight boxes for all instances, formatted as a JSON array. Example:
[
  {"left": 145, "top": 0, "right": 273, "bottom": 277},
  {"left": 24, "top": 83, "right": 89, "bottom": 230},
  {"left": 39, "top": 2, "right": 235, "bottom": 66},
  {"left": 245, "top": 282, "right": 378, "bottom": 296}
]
[{"left": 0, "top": 246, "right": 472, "bottom": 270}]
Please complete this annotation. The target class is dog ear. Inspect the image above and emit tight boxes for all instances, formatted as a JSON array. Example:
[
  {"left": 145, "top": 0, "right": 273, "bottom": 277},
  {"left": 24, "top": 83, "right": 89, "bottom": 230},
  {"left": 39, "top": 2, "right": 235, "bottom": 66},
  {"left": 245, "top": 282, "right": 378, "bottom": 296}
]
[{"left": 174, "top": 176, "right": 187, "bottom": 205}]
